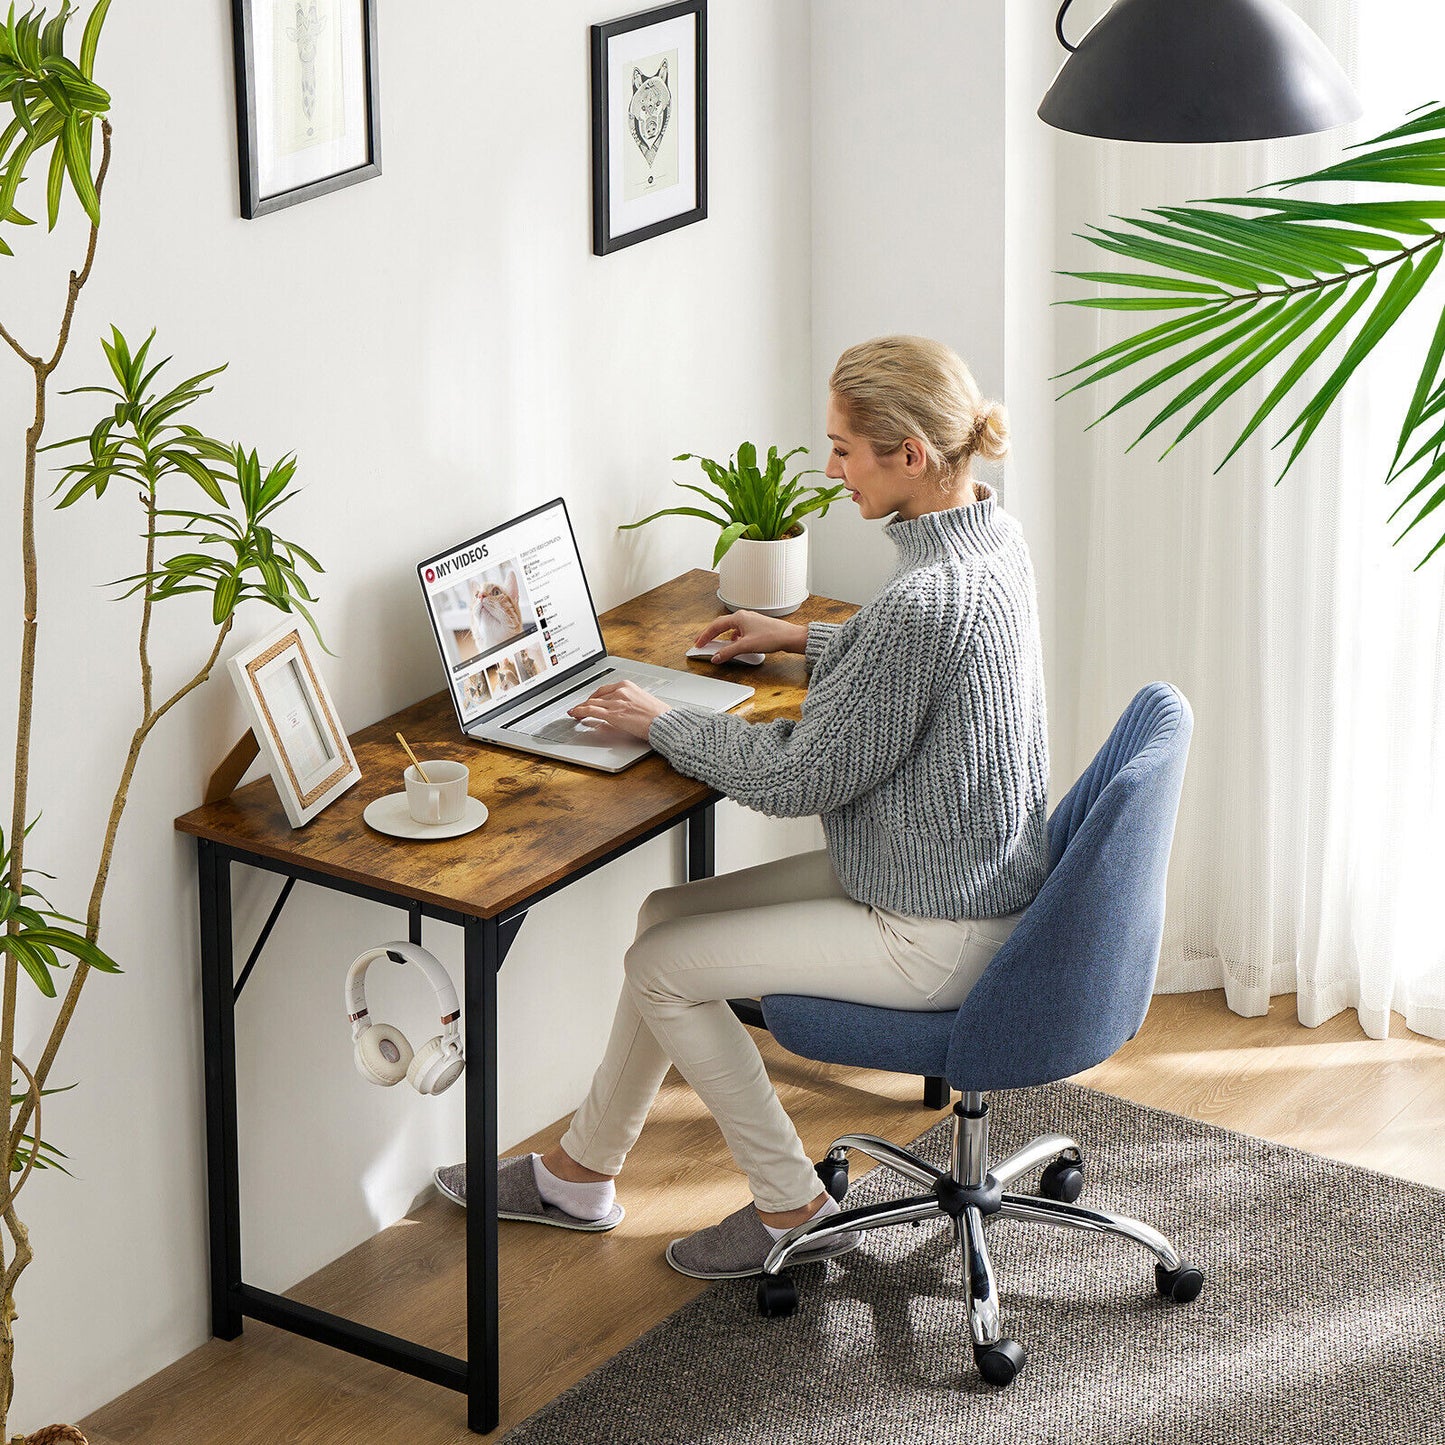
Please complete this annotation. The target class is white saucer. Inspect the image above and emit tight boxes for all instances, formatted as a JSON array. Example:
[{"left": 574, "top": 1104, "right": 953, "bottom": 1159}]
[
  {"left": 716, "top": 588, "right": 803, "bottom": 618},
  {"left": 363, "top": 792, "right": 489, "bottom": 840}
]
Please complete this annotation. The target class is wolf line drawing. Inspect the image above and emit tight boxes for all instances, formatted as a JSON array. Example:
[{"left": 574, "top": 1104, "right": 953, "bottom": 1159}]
[
  {"left": 627, "top": 59, "right": 672, "bottom": 172},
  {"left": 285, "top": 1, "right": 328, "bottom": 128}
]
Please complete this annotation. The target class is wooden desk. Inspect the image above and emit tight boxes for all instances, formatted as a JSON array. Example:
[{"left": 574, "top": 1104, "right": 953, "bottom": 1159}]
[{"left": 175, "top": 569, "right": 855, "bottom": 1434}]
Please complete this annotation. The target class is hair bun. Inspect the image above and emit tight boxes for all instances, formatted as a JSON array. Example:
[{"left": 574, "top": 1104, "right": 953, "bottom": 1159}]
[{"left": 969, "top": 401, "right": 1010, "bottom": 463}]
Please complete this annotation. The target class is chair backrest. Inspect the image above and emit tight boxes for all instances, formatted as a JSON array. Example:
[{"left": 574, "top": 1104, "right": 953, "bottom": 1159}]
[{"left": 943, "top": 682, "right": 1192, "bottom": 1092}]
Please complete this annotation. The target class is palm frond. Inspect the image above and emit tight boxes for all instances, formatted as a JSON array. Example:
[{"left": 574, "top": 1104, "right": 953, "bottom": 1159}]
[{"left": 1058, "top": 103, "right": 1445, "bottom": 569}]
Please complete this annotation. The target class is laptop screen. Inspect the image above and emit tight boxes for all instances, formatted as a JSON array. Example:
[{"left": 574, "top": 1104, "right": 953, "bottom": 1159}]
[{"left": 417, "top": 497, "right": 606, "bottom": 728}]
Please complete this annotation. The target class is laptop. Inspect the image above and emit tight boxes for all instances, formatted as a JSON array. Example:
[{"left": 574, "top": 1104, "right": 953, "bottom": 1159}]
[{"left": 417, "top": 497, "right": 755, "bottom": 773}]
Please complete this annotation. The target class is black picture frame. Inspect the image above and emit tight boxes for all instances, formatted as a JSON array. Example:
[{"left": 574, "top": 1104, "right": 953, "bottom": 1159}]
[
  {"left": 231, "top": 0, "right": 382, "bottom": 220},
  {"left": 590, "top": 0, "right": 708, "bottom": 256}
]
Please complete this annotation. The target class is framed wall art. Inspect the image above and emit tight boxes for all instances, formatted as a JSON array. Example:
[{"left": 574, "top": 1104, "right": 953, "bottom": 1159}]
[
  {"left": 231, "top": 0, "right": 382, "bottom": 219},
  {"left": 590, "top": 0, "right": 707, "bottom": 255},
  {"left": 227, "top": 625, "right": 360, "bottom": 827}
]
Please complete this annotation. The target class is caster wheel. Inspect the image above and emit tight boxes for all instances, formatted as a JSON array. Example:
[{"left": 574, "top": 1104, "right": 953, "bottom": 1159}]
[
  {"left": 815, "top": 1156, "right": 849, "bottom": 1203},
  {"left": 974, "top": 1337, "right": 1026, "bottom": 1386},
  {"left": 1039, "top": 1156, "right": 1084, "bottom": 1203},
  {"left": 756, "top": 1273, "right": 798, "bottom": 1318},
  {"left": 1155, "top": 1261, "right": 1205, "bottom": 1304}
]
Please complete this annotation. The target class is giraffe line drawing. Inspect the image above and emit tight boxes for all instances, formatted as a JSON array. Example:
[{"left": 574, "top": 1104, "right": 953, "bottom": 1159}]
[{"left": 285, "top": 1, "right": 328, "bottom": 133}]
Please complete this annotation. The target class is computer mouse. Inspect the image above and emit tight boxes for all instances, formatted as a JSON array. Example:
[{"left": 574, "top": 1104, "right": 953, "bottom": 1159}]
[{"left": 686, "top": 640, "right": 766, "bottom": 666}]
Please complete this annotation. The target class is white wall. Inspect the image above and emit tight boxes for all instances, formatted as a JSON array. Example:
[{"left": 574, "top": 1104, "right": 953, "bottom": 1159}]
[
  {"left": 809, "top": 0, "right": 1008, "bottom": 606},
  {"left": 1003, "top": 6, "right": 1063, "bottom": 777},
  {"left": 1, "top": 1, "right": 817, "bottom": 1429},
  {"left": 808, "top": 0, "right": 1064, "bottom": 787}
]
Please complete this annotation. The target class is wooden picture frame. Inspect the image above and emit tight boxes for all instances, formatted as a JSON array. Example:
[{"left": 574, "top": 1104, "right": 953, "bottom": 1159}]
[
  {"left": 591, "top": 0, "right": 708, "bottom": 255},
  {"left": 231, "top": 0, "right": 382, "bottom": 219},
  {"left": 227, "top": 625, "right": 360, "bottom": 827}
]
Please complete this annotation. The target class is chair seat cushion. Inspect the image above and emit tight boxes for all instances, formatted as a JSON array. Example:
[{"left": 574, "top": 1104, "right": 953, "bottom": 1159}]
[{"left": 761, "top": 994, "right": 952, "bottom": 1077}]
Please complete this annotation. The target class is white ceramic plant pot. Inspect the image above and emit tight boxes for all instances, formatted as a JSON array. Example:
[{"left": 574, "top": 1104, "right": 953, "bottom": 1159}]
[{"left": 716, "top": 525, "right": 809, "bottom": 617}]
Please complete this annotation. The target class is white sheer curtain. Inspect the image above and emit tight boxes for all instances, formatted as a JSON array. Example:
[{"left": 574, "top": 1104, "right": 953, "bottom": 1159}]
[{"left": 1051, "top": 0, "right": 1445, "bottom": 1039}]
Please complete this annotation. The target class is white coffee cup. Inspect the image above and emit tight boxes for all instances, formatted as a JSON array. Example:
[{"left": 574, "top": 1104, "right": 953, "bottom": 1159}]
[{"left": 405, "top": 760, "right": 469, "bottom": 826}]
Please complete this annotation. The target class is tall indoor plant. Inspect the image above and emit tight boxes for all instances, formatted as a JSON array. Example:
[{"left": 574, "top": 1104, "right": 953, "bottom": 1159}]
[
  {"left": 620, "top": 442, "right": 844, "bottom": 615},
  {"left": 0, "top": 8, "right": 323, "bottom": 1440},
  {"left": 1058, "top": 102, "right": 1445, "bottom": 569}
]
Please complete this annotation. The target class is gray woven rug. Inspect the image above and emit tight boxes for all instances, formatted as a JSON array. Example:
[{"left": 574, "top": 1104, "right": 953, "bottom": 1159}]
[{"left": 500, "top": 1082, "right": 1445, "bottom": 1444}]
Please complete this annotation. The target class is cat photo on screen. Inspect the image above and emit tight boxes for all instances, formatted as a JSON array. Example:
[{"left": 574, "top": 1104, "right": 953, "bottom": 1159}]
[
  {"left": 430, "top": 560, "right": 539, "bottom": 672},
  {"left": 468, "top": 563, "right": 533, "bottom": 657}
]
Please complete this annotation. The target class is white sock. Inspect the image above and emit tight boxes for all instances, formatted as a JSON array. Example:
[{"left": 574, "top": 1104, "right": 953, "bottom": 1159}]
[
  {"left": 761, "top": 1192, "right": 841, "bottom": 1242},
  {"left": 532, "top": 1154, "right": 616, "bottom": 1222}
]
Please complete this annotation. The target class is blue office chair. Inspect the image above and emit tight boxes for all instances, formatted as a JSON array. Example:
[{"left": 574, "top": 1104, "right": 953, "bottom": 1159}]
[{"left": 755, "top": 682, "right": 1200, "bottom": 1386}]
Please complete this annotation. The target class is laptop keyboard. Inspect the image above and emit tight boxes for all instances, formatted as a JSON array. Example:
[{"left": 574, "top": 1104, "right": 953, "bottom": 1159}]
[{"left": 505, "top": 669, "right": 698, "bottom": 745}]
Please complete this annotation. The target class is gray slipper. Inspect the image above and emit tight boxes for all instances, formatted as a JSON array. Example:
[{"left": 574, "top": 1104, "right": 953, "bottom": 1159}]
[
  {"left": 666, "top": 1201, "right": 860, "bottom": 1280},
  {"left": 434, "top": 1155, "right": 624, "bottom": 1232}
]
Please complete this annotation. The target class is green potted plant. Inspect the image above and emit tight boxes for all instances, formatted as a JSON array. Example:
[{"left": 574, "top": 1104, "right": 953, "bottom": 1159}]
[{"left": 620, "top": 442, "right": 844, "bottom": 615}]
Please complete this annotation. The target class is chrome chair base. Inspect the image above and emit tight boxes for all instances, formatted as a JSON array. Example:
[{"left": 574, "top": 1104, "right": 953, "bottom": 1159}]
[{"left": 757, "top": 1092, "right": 1204, "bottom": 1385}]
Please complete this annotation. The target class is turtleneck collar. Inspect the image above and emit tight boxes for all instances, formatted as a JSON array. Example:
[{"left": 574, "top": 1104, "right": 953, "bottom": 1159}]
[{"left": 886, "top": 480, "right": 1006, "bottom": 567}]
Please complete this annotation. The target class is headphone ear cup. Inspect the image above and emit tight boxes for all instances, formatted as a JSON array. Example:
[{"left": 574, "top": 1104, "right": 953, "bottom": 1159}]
[
  {"left": 407, "top": 1035, "right": 465, "bottom": 1096},
  {"left": 355, "top": 1023, "right": 413, "bottom": 1087}
]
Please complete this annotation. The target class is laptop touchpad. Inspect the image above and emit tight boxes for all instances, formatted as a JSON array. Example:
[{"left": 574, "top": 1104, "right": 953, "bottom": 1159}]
[{"left": 531, "top": 715, "right": 631, "bottom": 746}]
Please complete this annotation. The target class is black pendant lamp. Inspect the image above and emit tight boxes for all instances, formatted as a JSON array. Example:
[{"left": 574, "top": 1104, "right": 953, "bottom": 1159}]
[{"left": 1038, "top": 0, "right": 1362, "bottom": 143}]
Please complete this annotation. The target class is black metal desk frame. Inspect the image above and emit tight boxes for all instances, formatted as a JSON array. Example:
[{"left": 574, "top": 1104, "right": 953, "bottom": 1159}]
[{"left": 197, "top": 799, "right": 722, "bottom": 1434}]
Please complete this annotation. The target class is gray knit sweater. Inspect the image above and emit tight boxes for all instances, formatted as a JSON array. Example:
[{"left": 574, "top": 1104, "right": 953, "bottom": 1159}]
[{"left": 647, "top": 481, "right": 1050, "bottom": 919}]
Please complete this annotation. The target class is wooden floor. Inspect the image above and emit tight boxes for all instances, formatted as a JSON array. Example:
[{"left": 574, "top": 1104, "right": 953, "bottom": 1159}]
[{"left": 79, "top": 991, "right": 1445, "bottom": 1445}]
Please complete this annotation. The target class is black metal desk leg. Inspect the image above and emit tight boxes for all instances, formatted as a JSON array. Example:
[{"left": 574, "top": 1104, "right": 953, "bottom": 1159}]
[
  {"left": 687, "top": 804, "right": 715, "bottom": 882},
  {"left": 197, "top": 840, "right": 243, "bottom": 1338},
  {"left": 464, "top": 915, "right": 500, "bottom": 1433}
]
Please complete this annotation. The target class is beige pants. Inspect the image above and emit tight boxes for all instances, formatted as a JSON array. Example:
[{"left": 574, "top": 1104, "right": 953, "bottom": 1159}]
[{"left": 559, "top": 849, "right": 1024, "bottom": 1212}]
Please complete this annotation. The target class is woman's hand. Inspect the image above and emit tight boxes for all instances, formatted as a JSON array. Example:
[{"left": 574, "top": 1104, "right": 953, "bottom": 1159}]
[
  {"left": 568, "top": 680, "right": 673, "bottom": 740},
  {"left": 693, "top": 610, "right": 809, "bottom": 662}
]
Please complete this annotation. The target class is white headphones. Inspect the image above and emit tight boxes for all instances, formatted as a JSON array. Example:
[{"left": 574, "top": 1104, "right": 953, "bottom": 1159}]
[{"left": 345, "top": 941, "right": 465, "bottom": 1096}]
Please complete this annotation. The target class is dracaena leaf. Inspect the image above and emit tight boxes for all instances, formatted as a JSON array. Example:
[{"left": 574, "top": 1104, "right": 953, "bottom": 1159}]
[
  {"left": 1, "top": 935, "right": 56, "bottom": 997},
  {"left": 79, "top": 0, "right": 110, "bottom": 80},
  {"left": 60, "top": 109, "right": 97, "bottom": 223},
  {"left": 43, "top": 126, "right": 62, "bottom": 227},
  {"left": 164, "top": 448, "right": 227, "bottom": 505},
  {"left": 212, "top": 570, "right": 241, "bottom": 625}
]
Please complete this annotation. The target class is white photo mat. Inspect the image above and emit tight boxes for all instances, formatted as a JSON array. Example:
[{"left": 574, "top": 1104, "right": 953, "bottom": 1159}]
[
  {"left": 607, "top": 15, "right": 698, "bottom": 237},
  {"left": 252, "top": 0, "right": 368, "bottom": 199},
  {"left": 228, "top": 625, "right": 360, "bottom": 827},
  {"left": 233, "top": 0, "right": 381, "bottom": 218}
]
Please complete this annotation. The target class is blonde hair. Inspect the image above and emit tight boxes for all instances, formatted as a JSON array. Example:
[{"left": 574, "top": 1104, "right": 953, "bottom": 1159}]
[{"left": 828, "top": 336, "right": 1010, "bottom": 485}]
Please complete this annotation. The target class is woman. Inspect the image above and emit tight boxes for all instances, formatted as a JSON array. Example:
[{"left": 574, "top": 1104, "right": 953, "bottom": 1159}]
[{"left": 436, "top": 335, "right": 1050, "bottom": 1280}]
